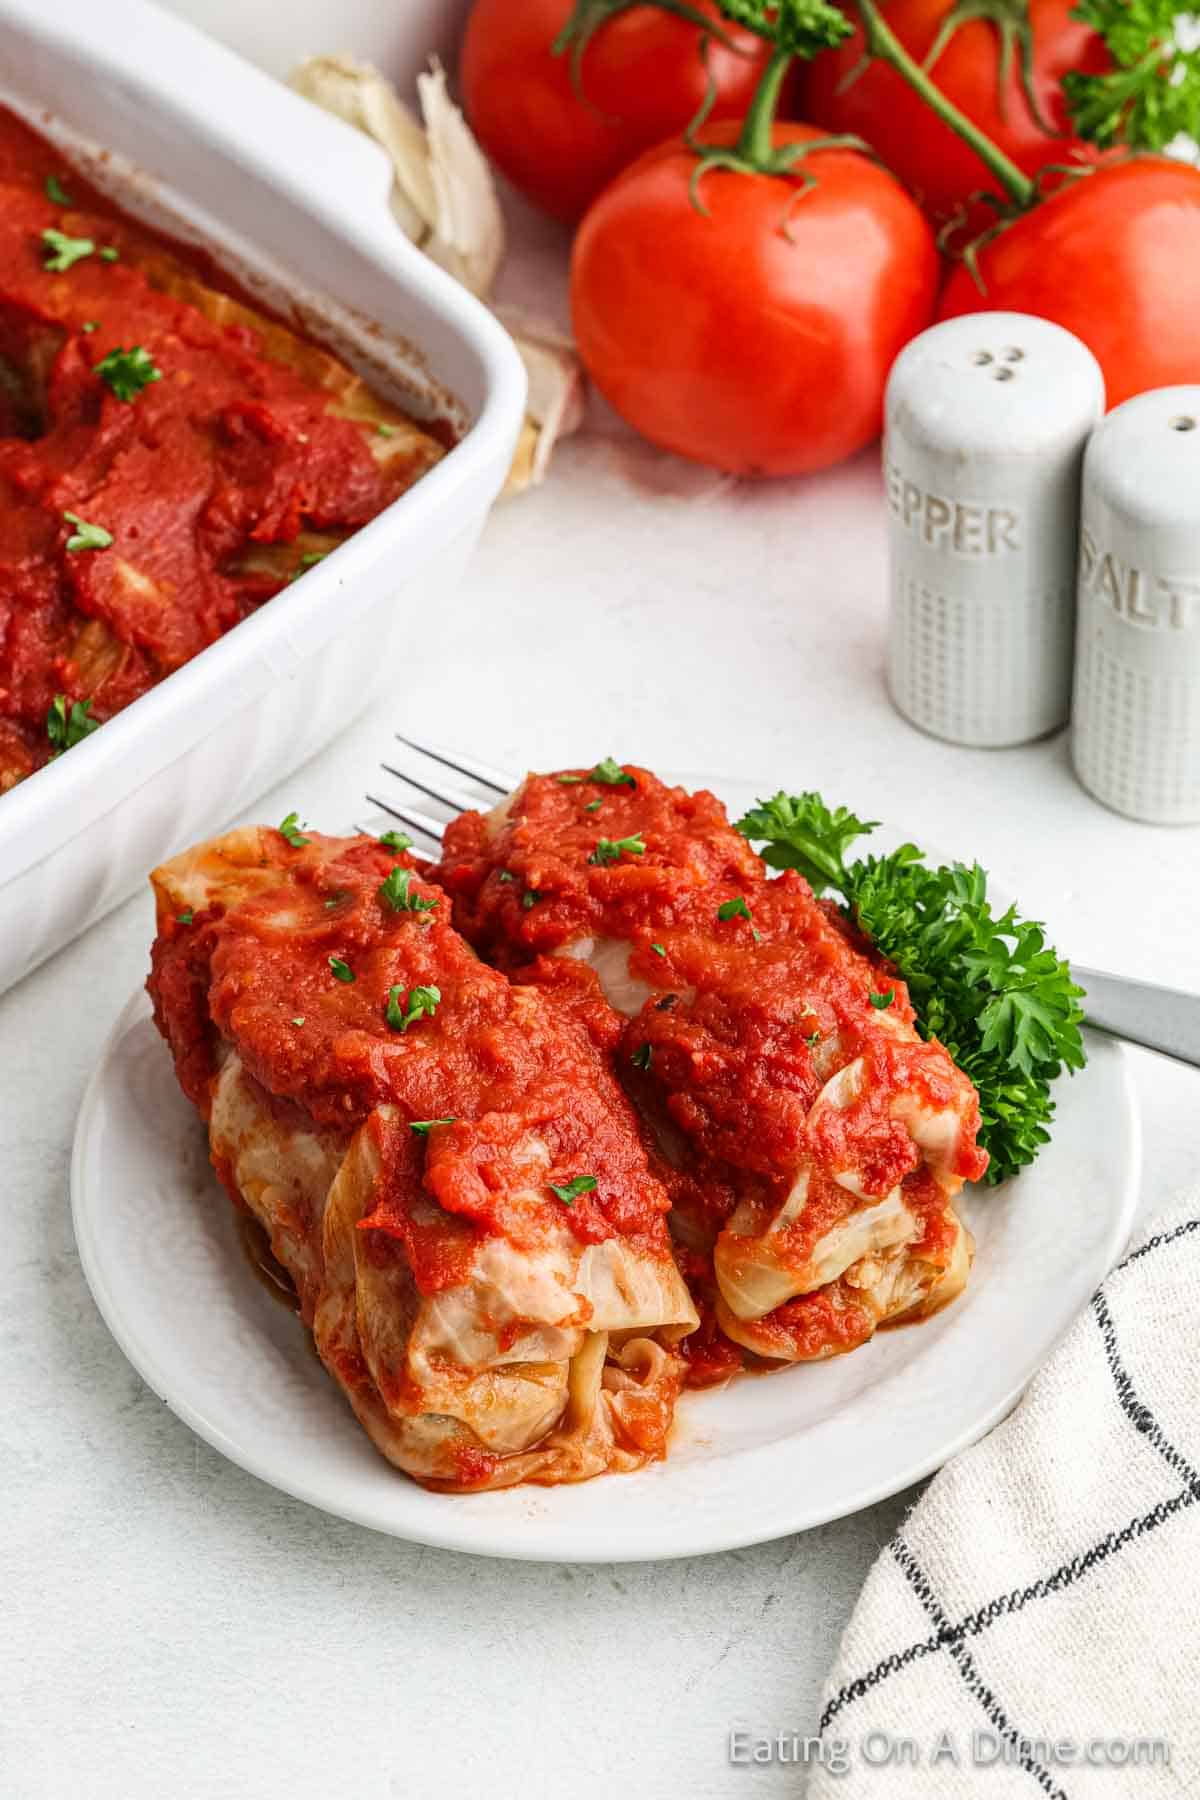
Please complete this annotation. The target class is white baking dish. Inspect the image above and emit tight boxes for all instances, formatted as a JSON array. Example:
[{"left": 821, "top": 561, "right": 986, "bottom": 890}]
[{"left": 0, "top": 0, "right": 526, "bottom": 994}]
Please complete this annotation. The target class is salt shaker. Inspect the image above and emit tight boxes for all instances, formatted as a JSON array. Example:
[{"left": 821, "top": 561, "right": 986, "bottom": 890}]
[
  {"left": 1072, "top": 387, "right": 1200, "bottom": 824},
  {"left": 885, "top": 312, "right": 1105, "bottom": 748}
]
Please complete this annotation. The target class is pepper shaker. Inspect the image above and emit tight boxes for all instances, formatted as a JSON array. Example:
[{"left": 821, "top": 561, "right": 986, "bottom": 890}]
[
  {"left": 884, "top": 312, "right": 1105, "bottom": 748},
  {"left": 1072, "top": 387, "right": 1200, "bottom": 824}
]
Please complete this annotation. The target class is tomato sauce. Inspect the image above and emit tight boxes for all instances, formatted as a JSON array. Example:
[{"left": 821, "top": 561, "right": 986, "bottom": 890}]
[
  {"left": 148, "top": 831, "right": 676, "bottom": 1296},
  {"left": 439, "top": 767, "right": 988, "bottom": 1370},
  {"left": 0, "top": 107, "right": 437, "bottom": 790}
]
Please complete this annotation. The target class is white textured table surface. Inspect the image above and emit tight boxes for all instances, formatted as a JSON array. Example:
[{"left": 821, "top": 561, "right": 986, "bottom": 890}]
[{"left": 5, "top": 170, "right": 1200, "bottom": 1800}]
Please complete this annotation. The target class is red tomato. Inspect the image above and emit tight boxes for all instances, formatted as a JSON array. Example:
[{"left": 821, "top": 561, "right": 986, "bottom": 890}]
[
  {"left": 801, "top": 0, "right": 1109, "bottom": 223},
  {"left": 939, "top": 159, "right": 1200, "bottom": 407},
  {"left": 460, "top": 0, "right": 771, "bottom": 223},
  {"left": 570, "top": 121, "right": 940, "bottom": 476}
]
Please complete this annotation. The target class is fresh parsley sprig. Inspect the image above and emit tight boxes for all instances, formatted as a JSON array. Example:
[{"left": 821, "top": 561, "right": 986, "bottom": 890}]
[
  {"left": 735, "top": 792, "right": 1086, "bottom": 1184},
  {"left": 1064, "top": 0, "right": 1200, "bottom": 151}
]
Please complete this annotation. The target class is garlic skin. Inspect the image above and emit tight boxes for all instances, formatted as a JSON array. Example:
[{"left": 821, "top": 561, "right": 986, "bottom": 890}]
[
  {"left": 288, "top": 52, "right": 585, "bottom": 492},
  {"left": 495, "top": 309, "right": 588, "bottom": 493},
  {"left": 288, "top": 53, "right": 503, "bottom": 298}
]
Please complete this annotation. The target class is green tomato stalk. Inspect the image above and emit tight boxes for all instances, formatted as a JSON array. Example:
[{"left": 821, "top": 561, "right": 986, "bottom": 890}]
[{"left": 697, "top": 0, "right": 1034, "bottom": 204}]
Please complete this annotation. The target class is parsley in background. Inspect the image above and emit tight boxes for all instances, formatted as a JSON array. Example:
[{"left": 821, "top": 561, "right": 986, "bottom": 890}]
[
  {"left": 1065, "top": 0, "right": 1200, "bottom": 150},
  {"left": 735, "top": 792, "right": 1086, "bottom": 1184}
]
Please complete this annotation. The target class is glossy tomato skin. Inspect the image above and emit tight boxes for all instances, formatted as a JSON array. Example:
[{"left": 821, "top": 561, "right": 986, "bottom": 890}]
[
  {"left": 460, "top": 0, "right": 770, "bottom": 224},
  {"left": 570, "top": 121, "right": 940, "bottom": 477},
  {"left": 939, "top": 159, "right": 1200, "bottom": 407},
  {"left": 802, "top": 0, "right": 1108, "bottom": 223}
]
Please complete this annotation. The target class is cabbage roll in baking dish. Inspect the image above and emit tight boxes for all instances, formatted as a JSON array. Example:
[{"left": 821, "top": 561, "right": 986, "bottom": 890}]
[
  {"left": 147, "top": 826, "right": 696, "bottom": 1492},
  {"left": 436, "top": 766, "right": 989, "bottom": 1377}
]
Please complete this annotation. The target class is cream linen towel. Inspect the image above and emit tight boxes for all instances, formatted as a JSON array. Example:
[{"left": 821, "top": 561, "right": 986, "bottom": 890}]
[{"left": 808, "top": 1196, "right": 1200, "bottom": 1797}]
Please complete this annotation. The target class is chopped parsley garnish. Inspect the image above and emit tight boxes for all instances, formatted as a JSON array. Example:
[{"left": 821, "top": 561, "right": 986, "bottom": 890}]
[
  {"left": 328, "top": 955, "right": 355, "bottom": 983},
  {"left": 650, "top": 942, "right": 666, "bottom": 957},
  {"left": 378, "top": 866, "right": 438, "bottom": 913},
  {"left": 290, "top": 550, "right": 329, "bottom": 581},
  {"left": 585, "top": 798, "right": 603, "bottom": 813},
  {"left": 377, "top": 829, "right": 413, "bottom": 853},
  {"left": 45, "top": 174, "right": 73, "bottom": 206},
  {"left": 498, "top": 870, "right": 515, "bottom": 883},
  {"left": 556, "top": 773, "right": 583, "bottom": 784},
  {"left": 176, "top": 910, "right": 194, "bottom": 926},
  {"left": 62, "top": 510, "right": 112, "bottom": 553},
  {"left": 588, "top": 757, "right": 636, "bottom": 788},
  {"left": 589, "top": 834, "right": 645, "bottom": 865},
  {"left": 735, "top": 790, "right": 1086, "bottom": 1184},
  {"left": 410, "top": 1117, "right": 457, "bottom": 1135},
  {"left": 46, "top": 694, "right": 99, "bottom": 753},
  {"left": 805, "top": 1030, "right": 822, "bottom": 1049},
  {"left": 94, "top": 345, "right": 162, "bottom": 402},
  {"left": 386, "top": 983, "right": 441, "bottom": 1033},
  {"left": 292, "top": 1016, "right": 305, "bottom": 1026},
  {"left": 81, "top": 320, "right": 98, "bottom": 333},
  {"left": 277, "top": 811, "right": 310, "bottom": 848},
  {"left": 717, "top": 897, "right": 753, "bottom": 922},
  {"left": 631, "top": 1042, "right": 653, "bottom": 1070},
  {"left": 41, "top": 228, "right": 93, "bottom": 271},
  {"left": 98, "top": 247, "right": 119, "bottom": 263},
  {"left": 870, "top": 990, "right": 895, "bottom": 1009},
  {"left": 376, "top": 422, "right": 396, "bottom": 438},
  {"left": 521, "top": 889, "right": 541, "bottom": 910},
  {"left": 550, "top": 1175, "right": 598, "bottom": 1207}
]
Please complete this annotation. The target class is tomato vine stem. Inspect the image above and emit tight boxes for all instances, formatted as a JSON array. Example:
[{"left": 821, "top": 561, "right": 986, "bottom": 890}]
[
  {"left": 735, "top": 44, "right": 795, "bottom": 161},
  {"left": 850, "top": 0, "right": 1035, "bottom": 204}
]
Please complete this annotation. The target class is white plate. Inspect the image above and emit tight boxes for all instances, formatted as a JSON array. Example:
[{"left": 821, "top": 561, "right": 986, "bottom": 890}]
[{"left": 71, "top": 780, "right": 1141, "bottom": 1562}]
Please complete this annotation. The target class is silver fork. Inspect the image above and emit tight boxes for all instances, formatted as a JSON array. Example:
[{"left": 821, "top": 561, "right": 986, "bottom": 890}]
[{"left": 370, "top": 735, "right": 1200, "bottom": 1072}]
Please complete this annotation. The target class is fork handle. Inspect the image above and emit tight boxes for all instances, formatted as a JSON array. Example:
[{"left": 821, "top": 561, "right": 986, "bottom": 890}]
[{"left": 1074, "top": 966, "right": 1200, "bottom": 1070}]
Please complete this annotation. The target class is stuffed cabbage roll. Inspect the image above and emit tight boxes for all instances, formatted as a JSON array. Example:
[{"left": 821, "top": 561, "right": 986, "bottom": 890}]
[
  {"left": 436, "top": 765, "right": 988, "bottom": 1371},
  {"left": 147, "top": 824, "right": 696, "bottom": 1492}
]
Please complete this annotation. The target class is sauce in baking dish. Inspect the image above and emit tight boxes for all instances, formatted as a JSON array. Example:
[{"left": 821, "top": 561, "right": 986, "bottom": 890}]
[{"left": 0, "top": 107, "right": 445, "bottom": 793}]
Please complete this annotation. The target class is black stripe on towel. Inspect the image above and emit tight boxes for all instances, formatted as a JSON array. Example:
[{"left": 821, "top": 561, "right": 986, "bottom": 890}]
[
  {"left": 1117, "top": 1215, "right": 1200, "bottom": 1273},
  {"left": 821, "top": 1262, "right": 1200, "bottom": 1740},
  {"left": 1092, "top": 1289, "right": 1200, "bottom": 1488},
  {"left": 821, "top": 1483, "right": 1200, "bottom": 1734},
  {"left": 892, "top": 1537, "right": 1069, "bottom": 1799}
]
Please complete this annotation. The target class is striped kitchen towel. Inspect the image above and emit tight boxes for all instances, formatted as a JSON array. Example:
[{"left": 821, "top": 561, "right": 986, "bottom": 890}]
[{"left": 808, "top": 1196, "right": 1200, "bottom": 1797}]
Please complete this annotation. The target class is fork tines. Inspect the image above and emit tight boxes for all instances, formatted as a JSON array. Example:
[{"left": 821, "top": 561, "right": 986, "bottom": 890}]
[{"left": 366, "top": 734, "right": 516, "bottom": 849}]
